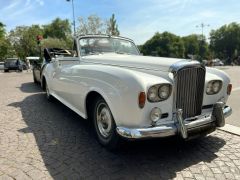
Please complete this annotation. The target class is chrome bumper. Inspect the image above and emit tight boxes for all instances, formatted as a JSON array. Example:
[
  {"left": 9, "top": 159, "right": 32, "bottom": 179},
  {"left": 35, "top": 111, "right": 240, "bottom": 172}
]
[{"left": 116, "top": 105, "right": 232, "bottom": 139}]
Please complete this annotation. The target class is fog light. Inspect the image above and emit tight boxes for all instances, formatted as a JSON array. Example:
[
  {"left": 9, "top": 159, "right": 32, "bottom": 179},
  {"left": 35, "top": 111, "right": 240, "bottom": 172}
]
[{"left": 150, "top": 107, "right": 162, "bottom": 122}]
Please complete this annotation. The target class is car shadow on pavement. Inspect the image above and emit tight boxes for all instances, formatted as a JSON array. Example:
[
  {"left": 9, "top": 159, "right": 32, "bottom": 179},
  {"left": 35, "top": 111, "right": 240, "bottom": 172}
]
[
  {"left": 17, "top": 82, "right": 42, "bottom": 93},
  {"left": 8, "top": 83, "right": 226, "bottom": 179}
]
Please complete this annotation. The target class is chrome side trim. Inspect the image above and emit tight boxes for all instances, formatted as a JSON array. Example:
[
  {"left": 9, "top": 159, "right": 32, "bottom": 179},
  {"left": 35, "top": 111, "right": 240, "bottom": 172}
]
[{"left": 116, "top": 105, "right": 232, "bottom": 139}]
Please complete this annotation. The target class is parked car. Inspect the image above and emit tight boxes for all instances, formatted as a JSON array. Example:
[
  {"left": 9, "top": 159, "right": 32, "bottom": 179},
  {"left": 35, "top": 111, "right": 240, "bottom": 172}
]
[
  {"left": 41, "top": 35, "right": 232, "bottom": 149},
  {"left": 212, "top": 59, "right": 224, "bottom": 66},
  {"left": 4, "top": 58, "right": 25, "bottom": 72},
  {"left": 0, "top": 61, "right": 4, "bottom": 70}
]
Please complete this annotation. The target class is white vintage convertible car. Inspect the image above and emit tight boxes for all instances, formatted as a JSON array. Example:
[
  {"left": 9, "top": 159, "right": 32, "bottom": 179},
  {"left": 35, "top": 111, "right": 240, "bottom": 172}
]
[{"left": 41, "top": 35, "right": 232, "bottom": 149}]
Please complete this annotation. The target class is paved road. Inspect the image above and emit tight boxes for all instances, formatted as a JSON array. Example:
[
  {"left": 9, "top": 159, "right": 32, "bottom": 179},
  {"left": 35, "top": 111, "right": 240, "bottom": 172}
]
[
  {"left": 1, "top": 72, "right": 240, "bottom": 179},
  {"left": 220, "top": 66, "right": 240, "bottom": 127}
]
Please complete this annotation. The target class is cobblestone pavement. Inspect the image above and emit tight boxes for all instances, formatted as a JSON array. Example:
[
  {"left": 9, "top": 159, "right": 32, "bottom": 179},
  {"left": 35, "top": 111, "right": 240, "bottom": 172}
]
[{"left": 1, "top": 72, "right": 240, "bottom": 180}]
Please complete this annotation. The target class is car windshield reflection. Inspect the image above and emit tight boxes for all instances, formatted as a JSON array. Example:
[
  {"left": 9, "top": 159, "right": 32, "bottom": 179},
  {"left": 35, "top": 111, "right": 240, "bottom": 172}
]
[{"left": 79, "top": 37, "right": 140, "bottom": 56}]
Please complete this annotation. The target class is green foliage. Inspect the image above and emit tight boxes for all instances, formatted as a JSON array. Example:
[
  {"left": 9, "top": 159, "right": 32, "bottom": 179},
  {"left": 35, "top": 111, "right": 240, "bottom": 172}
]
[
  {"left": 6, "top": 18, "right": 72, "bottom": 60},
  {"left": 8, "top": 25, "right": 43, "bottom": 59},
  {"left": 107, "top": 14, "right": 120, "bottom": 36},
  {"left": 41, "top": 37, "right": 71, "bottom": 49},
  {"left": 140, "top": 32, "right": 210, "bottom": 61},
  {"left": 0, "top": 38, "right": 14, "bottom": 61},
  {"left": 141, "top": 32, "right": 185, "bottom": 58},
  {"left": 0, "top": 22, "right": 6, "bottom": 39},
  {"left": 43, "top": 18, "right": 72, "bottom": 40},
  {"left": 0, "top": 22, "right": 14, "bottom": 61},
  {"left": 210, "top": 22, "right": 240, "bottom": 63}
]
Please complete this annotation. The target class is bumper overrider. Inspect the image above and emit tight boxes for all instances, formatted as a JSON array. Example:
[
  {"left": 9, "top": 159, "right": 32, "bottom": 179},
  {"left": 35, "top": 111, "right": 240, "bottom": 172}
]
[{"left": 116, "top": 103, "right": 232, "bottom": 139}]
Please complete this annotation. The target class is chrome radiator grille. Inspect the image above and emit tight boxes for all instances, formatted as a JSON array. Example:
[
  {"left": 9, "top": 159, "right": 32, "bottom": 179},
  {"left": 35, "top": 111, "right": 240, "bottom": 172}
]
[{"left": 175, "top": 66, "right": 206, "bottom": 119}]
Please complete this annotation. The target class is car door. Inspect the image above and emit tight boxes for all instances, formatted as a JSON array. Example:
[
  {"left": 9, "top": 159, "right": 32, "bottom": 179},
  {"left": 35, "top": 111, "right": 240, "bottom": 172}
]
[{"left": 51, "top": 57, "right": 80, "bottom": 104}]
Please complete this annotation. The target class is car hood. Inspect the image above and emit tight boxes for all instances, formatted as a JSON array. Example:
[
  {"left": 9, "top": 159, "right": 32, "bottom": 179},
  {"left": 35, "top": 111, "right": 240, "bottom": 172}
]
[{"left": 82, "top": 53, "right": 191, "bottom": 72}]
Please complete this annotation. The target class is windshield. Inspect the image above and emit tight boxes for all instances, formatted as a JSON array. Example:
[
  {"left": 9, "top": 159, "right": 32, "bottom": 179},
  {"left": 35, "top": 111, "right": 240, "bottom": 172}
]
[
  {"left": 79, "top": 37, "right": 139, "bottom": 56},
  {"left": 5, "top": 59, "right": 17, "bottom": 63}
]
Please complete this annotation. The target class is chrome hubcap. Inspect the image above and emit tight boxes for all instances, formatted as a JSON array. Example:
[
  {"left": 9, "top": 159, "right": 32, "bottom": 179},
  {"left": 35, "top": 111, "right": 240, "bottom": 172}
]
[{"left": 96, "top": 103, "right": 112, "bottom": 138}]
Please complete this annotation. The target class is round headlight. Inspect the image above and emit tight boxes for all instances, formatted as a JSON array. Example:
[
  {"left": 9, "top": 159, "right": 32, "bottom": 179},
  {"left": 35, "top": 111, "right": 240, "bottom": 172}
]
[
  {"left": 206, "top": 80, "right": 222, "bottom": 95},
  {"left": 150, "top": 107, "right": 162, "bottom": 122},
  {"left": 206, "top": 82, "right": 213, "bottom": 94},
  {"left": 212, "top": 81, "right": 221, "bottom": 93},
  {"left": 158, "top": 84, "right": 171, "bottom": 99},
  {"left": 147, "top": 86, "right": 158, "bottom": 102}
]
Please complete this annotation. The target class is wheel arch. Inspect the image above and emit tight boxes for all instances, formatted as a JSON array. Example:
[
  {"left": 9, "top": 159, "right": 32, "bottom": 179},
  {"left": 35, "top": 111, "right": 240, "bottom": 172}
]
[{"left": 85, "top": 90, "right": 117, "bottom": 121}]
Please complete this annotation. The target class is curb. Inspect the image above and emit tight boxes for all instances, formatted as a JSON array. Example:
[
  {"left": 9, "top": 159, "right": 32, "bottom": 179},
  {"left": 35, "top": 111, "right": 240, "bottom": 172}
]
[{"left": 218, "top": 124, "right": 240, "bottom": 136}]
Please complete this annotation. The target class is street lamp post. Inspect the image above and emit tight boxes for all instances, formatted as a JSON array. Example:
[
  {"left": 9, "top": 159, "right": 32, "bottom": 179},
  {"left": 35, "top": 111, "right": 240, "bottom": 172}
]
[
  {"left": 196, "top": 23, "right": 210, "bottom": 60},
  {"left": 196, "top": 23, "right": 210, "bottom": 41},
  {"left": 66, "top": 0, "right": 76, "bottom": 36}
]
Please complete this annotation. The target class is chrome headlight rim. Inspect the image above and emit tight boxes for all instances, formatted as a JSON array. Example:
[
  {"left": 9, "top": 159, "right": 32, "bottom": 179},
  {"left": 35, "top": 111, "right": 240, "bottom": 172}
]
[
  {"left": 158, "top": 84, "right": 172, "bottom": 100},
  {"left": 147, "top": 86, "right": 159, "bottom": 102},
  {"left": 147, "top": 84, "right": 172, "bottom": 102},
  {"left": 206, "top": 80, "right": 223, "bottom": 95}
]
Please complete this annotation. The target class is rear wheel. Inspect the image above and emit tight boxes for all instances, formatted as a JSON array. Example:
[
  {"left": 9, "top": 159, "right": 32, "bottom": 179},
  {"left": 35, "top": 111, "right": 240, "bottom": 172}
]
[
  {"left": 18, "top": 66, "right": 23, "bottom": 72},
  {"left": 33, "top": 72, "right": 38, "bottom": 83},
  {"left": 93, "top": 97, "right": 120, "bottom": 150}
]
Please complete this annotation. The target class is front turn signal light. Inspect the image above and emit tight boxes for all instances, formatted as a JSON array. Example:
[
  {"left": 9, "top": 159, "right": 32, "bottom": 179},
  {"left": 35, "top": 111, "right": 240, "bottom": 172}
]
[
  {"left": 227, "top": 84, "right": 232, "bottom": 95},
  {"left": 139, "top": 92, "right": 146, "bottom": 109}
]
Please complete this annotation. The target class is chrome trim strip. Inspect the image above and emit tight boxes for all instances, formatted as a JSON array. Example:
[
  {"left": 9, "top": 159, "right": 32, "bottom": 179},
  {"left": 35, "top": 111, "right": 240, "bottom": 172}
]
[
  {"left": 176, "top": 109, "right": 188, "bottom": 139},
  {"left": 169, "top": 60, "right": 203, "bottom": 73},
  {"left": 116, "top": 105, "right": 232, "bottom": 139},
  {"left": 223, "top": 105, "right": 232, "bottom": 118}
]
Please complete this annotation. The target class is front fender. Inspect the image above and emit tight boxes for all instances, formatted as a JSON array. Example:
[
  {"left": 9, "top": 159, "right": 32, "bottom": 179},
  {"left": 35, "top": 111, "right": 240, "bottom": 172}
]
[{"left": 74, "top": 65, "right": 172, "bottom": 128}]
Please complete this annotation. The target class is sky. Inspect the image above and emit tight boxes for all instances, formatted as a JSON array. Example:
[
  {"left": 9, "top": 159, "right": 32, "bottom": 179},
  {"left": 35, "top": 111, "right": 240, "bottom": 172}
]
[{"left": 0, "top": 0, "right": 240, "bottom": 44}]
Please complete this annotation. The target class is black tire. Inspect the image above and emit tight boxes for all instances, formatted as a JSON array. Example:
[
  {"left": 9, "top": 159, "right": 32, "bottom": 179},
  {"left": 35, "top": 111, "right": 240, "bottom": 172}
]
[
  {"left": 45, "top": 81, "right": 53, "bottom": 101},
  {"left": 33, "top": 72, "right": 38, "bottom": 83},
  {"left": 93, "top": 97, "right": 120, "bottom": 150},
  {"left": 4, "top": 70, "right": 8, "bottom": 73},
  {"left": 19, "top": 67, "right": 23, "bottom": 72}
]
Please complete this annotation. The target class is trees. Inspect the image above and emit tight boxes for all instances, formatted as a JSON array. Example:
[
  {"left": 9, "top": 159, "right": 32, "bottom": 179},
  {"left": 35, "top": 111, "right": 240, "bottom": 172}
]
[
  {"left": 7, "top": 18, "right": 73, "bottom": 59},
  {"left": 0, "top": 22, "right": 14, "bottom": 61},
  {"left": 210, "top": 22, "right": 240, "bottom": 63},
  {"left": 77, "top": 14, "right": 120, "bottom": 36},
  {"left": 43, "top": 18, "right": 72, "bottom": 40},
  {"left": 182, "top": 34, "right": 209, "bottom": 60},
  {"left": 141, "top": 32, "right": 185, "bottom": 58},
  {"left": 0, "top": 22, "right": 5, "bottom": 39},
  {"left": 140, "top": 32, "right": 210, "bottom": 60},
  {"left": 8, "top": 25, "right": 43, "bottom": 59},
  {"left": 77, "top": 15, "right": 106, "bottom": 35},
  {"left": 43, "top": 18, "right": 72, "bottom": 49},
  {"left": 107, "top": 14, "right": 120, "bottom": 36}
]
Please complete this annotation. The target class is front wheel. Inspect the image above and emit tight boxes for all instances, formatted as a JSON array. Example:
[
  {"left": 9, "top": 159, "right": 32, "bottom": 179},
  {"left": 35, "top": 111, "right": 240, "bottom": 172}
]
[
  {"left": 93, "top": 97, "right": 120, "bottom": 150},
  {"left": 33, "top": 72, "right": 38, "bottom": 83}
]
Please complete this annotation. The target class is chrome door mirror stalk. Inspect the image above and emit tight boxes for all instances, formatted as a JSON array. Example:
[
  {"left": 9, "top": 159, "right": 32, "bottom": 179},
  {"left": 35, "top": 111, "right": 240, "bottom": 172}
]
[{"left": 176, "top": 109, "right": 188, "bottom": 139}]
